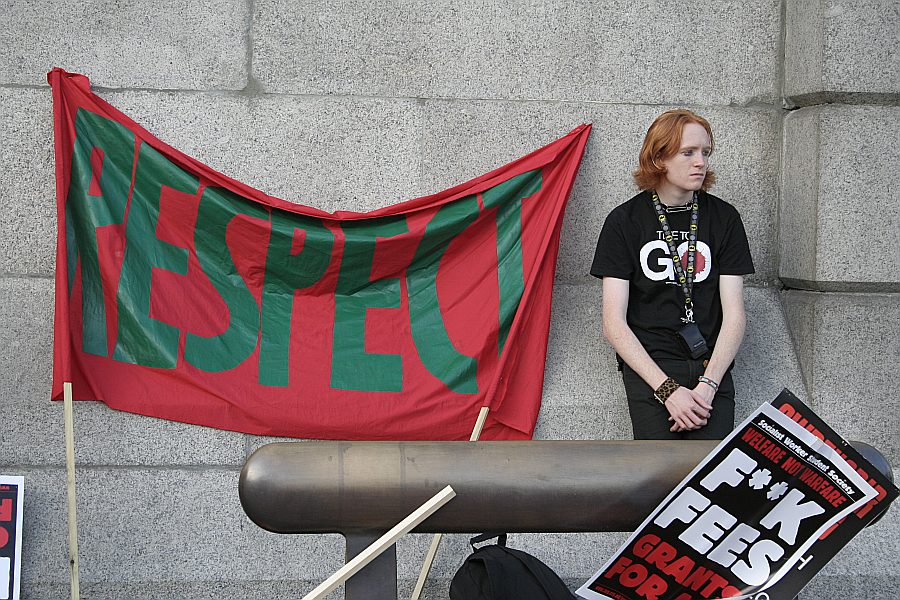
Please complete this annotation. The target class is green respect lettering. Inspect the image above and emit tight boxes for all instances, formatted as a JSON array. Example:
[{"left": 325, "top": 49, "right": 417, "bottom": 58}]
[
  {"left": 67, "top": 109, "right": 541, "bottom": 393},
  {"left": 331, "top": 217, "right": 408, "bottom": 392}
]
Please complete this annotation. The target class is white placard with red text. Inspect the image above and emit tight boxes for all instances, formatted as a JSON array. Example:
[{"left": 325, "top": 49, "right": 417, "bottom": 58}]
[{"left": 0, "top": 476, "right": 23, "bottom": 600}]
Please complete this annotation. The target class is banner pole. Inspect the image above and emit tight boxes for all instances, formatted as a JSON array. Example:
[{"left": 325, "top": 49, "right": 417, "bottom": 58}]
[
  {"left": 468, "top": 406, "right": 490, "bottom": 441},
  {"left": 63, "top": 382, "right": 81, "bottom": 600},
  {"left": 303, "top": 485, "right": 455, "bottom": 600},
  {"left": 409, "top": 406, "right": 489, "bottom": 600}
]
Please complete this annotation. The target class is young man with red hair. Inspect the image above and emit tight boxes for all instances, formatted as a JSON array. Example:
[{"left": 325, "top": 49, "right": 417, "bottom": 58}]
[{"left": 591, "top": 110, "right": 754, "bottom": 439}]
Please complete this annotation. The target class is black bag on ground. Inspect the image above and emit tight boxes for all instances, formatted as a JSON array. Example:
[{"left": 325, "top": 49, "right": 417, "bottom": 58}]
[{"left": 449, "top": 533, "right": 575, "bottom": 600}]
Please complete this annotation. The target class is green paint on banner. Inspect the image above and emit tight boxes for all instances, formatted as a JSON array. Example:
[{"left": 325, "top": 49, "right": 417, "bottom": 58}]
[
  {"left": 482, "top": 169, "right": 542, "bottom": 354},
  {"left": 331, "top": 217, "right": 408, "bottom": 392},
  {"left": 407, "top": 195, "right": 480, "bottom": 395},
  {"left": 66, "top": 109, "right": 135, "bottom": 356},
  {"left": 113, "top": 142, "right": 198, "bottom": 368},
  {"left": 259, "top": 210, "right": 334, "bottom": 387},
  {"left": 184, "top": 187, "right": 269, "bottom": 372}
]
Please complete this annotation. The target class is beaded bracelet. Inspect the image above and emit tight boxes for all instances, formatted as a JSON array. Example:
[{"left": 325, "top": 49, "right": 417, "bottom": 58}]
[
  {"left": 698, "top": 375, "right": 719, "bottom": 391},
  {"left": 654, "top": 377, "right": 680, "bottom": 404}
]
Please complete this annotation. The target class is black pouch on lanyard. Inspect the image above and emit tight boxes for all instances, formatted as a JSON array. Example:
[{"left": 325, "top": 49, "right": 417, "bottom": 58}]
[{"left": 677, "top": 322, "right": 708, "bottom": 359}]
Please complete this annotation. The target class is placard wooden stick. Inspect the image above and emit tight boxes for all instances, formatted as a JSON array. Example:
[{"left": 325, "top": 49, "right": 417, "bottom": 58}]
[
  {"left": 303, "top": 485, "right": 456, "bottom": 600},
  {"left": 469, "top": 406, "right": 489, "bottom": 441},
  {"left": 63, "top": 382, "right": 81, "bottom": 600},
  {"left": 409, "top": 532, "right": 443, "bottom": 600},
  {"left": 409, "top": 405, "right": 489, "bottom": 599}
]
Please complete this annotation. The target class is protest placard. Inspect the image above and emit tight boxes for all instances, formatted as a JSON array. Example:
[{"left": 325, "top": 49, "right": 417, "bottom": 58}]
[
  {"left": 0, "top": 476, "right": 23, "bottom": 600},
  {"left": 577, "top": 392, "right": 895, "bottom": 599},
  {"left": 760, "top": 390, "right": 898, "bottom": 598}
]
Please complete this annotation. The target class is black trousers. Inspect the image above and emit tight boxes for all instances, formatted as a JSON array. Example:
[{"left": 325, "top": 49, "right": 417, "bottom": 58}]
[{"left": 622, "top": 358, "right": 735, "bottom": 440}]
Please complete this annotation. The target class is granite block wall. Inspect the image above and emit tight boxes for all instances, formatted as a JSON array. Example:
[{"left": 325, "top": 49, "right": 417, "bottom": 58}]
[
  {"left": 779, "top": 1, "right": 900, "bottom": 597},
  {"left": 0, "top": 0, "right": 896, "bottom": 598}
]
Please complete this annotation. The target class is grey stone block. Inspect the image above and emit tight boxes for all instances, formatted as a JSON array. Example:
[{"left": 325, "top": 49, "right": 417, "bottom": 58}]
[
  {"left": 19, "top": 582, "right": 69, "bottom": 600},
  {"left": 816, "top": 107, "right": 900, "bottom": 288},
  {"left": 781, "top": 108, "right": 821, "bottom": 287},
  {"left": 7, "top": 468, "right": 71, "bottom": 587},
  {"left": 70, "top": 468, "right": 344, "bottom": 582},
  {"left": 396, "top": 533, "right": 474, "bottom": 580},
  {"left": 91, "top": 90, "right": 425, "bottom": 213},
  {"left": 239, "top": 512, "right": 345, "bottom": 581},
  {"left": 800, "top": 576, "right": 897, "bottom": 600},
  {"left": 253, "top": 0, "right": 780, "bottom": 104},
  {"left": 780, "top": 289, "right": 817, "bottom": 390},
  {"left": 782, "top": 290, "right": 900, "bottom": 464},
  {"left": 507, "top": 532, "right": 631, "bottom": 580},
  {"left": 71, "top": 468, "right": 244, "bottom": 582},
  {"left": 0, "top": 278, "right": 64, "bottom": 466},
  {"left": 0, "top": 277, "right": 249, "bottom": 467},
  {"left": 417, "top": 101, "right": 780, "bottom": 286},
  {"left": 1, "top": 0, "right": 248, "bottom": 89},
  {"left": 71, "top": 402, "right": 247, "bottom": 467},
  {"left": 733, "top": 287, "right": 809, "bottom": 417},
  {"left": 785, "top": 0, "right": 900, "bottom": 103},
  {"left": 17, "top": 465, "right": 898, "bottom": 598},
  {"left": 0, "top": 88, "right": 56, "bottom": 276},
  {"left": 537, "top": 282, "right": 632, "bottom": 440},
  {"left": 781, "top": 105, "right": 900, "bottom": 291},
  {"left": 534, "top": 402, "right": 633, "bottom": 441}
]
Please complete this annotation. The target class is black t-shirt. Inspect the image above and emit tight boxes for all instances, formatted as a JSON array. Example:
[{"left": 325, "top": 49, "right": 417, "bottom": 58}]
[{"left": 590, "top": 190, "right": 755, "bottom": 362}]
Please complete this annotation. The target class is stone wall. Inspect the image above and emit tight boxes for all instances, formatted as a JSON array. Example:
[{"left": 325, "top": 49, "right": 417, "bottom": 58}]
[
  {"left": 0, "top": 1, "right": 896, "bottom": 598},
  {"left": 781, "top": 2, "right": 900, "bottom": 596}
]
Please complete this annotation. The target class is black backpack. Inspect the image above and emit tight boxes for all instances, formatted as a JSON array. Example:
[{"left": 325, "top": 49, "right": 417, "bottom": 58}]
[{"left": 449, "top": 533, "right": 575, "bottom": 600}]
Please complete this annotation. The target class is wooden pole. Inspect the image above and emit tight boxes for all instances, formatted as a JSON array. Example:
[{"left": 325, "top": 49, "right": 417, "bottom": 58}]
[
  {"left": 302, "top": 485, "right": 456, "bottom": 600},
  {"left": 63, "top": 382, "right": 81, "bottom": 600},
  {"left": 409, "top": 406, "right": 489, "bottom": 600},
  {"left": 468, "top": 406, "right": 489, "bottom": 442}
]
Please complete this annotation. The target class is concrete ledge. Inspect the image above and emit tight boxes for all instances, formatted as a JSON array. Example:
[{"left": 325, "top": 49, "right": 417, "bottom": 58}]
[
  {"left": 16, "top": 465, "right": 896, "bottom": 597},
  {"left": 21, "top": 581, "right": 322, "bottom": 600},
  {"left": 801, "top": 576, "right": 899, "bottom": 600}
]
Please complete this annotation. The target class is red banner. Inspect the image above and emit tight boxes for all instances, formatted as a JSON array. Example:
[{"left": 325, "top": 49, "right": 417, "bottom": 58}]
[{"left": 48, "top": 68, "right": 591, "bottom": 440}]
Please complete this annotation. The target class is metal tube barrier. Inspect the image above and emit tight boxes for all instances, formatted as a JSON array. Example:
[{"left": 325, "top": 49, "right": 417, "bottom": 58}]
[{"left": 238, "top": 440, "right": 892, "bottom": 599}]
